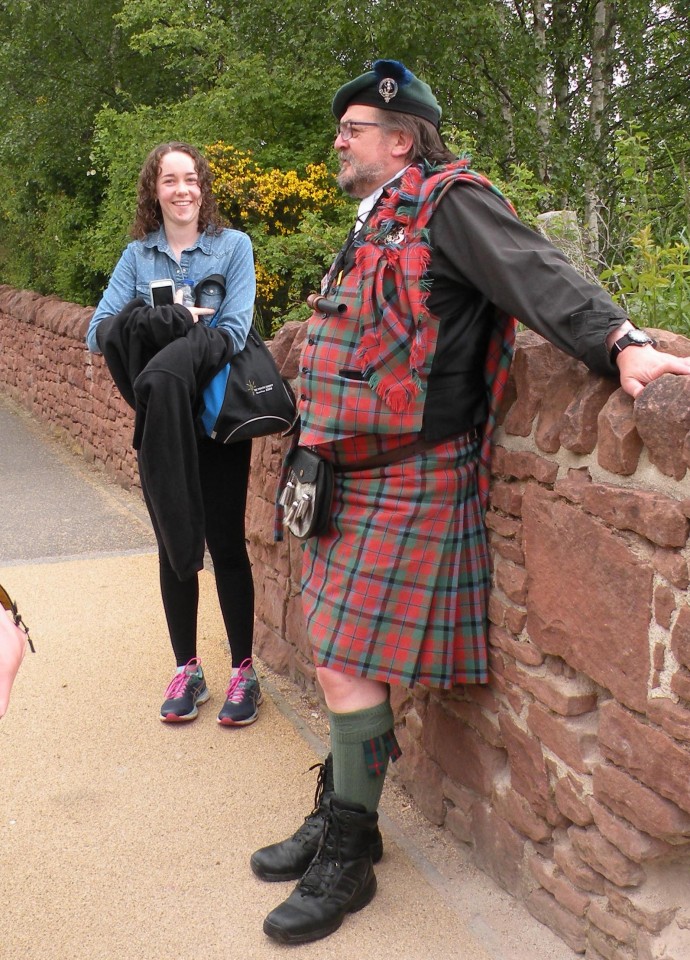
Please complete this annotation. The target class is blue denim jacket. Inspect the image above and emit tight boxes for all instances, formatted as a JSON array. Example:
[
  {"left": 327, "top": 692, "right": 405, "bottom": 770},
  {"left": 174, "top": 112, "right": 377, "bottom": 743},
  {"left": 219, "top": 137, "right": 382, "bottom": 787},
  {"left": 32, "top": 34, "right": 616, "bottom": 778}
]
[{"left": 86, "top": 226, "right": 255, "bottom": 355}]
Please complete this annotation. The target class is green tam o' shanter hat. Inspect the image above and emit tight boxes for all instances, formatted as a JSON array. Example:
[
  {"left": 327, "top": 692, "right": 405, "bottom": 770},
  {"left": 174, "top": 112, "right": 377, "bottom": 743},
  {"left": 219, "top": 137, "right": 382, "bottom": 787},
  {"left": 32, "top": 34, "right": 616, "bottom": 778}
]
[{"left": 332, "top": 59, "right": 441, "bottom": 128}]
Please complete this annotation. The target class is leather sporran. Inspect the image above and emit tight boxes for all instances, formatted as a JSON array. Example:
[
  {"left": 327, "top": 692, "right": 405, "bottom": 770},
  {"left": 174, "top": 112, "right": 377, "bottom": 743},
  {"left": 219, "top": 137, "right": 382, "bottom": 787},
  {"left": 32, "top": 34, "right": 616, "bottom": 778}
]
[{"left": 278, "top": 446, "right": 334, "bottom": 540}]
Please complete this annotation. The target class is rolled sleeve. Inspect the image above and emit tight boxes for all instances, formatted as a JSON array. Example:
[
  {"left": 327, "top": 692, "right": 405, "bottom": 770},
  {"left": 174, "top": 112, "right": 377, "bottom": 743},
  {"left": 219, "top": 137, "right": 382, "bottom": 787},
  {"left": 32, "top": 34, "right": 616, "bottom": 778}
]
[
  {"left": 212, "top": 231, "right": 256, "bottom": 355},
  {"left": 86, "top": 246, "right": 140, "bottom": 354}
]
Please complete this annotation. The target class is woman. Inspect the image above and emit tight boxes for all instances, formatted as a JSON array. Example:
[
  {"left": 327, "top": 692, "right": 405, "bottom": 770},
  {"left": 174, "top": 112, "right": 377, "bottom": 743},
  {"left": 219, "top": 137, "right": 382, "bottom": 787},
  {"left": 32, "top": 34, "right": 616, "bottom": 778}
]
[{"left": 87, "top": 142, "right": 261, "bottom": 726}]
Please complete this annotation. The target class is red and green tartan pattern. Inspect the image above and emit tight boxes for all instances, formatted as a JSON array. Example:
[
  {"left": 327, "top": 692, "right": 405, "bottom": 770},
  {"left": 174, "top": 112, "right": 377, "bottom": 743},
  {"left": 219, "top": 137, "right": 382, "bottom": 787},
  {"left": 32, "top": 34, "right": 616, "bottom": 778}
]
[
  {"left": 300, "top": 159, "right": 518, "bottom": 460},
  {"left": 363, "top": 730, "right": 402, "bottom": 775},
  {"left": 301, "top": 431, "right": 490, "bottom": 689}
]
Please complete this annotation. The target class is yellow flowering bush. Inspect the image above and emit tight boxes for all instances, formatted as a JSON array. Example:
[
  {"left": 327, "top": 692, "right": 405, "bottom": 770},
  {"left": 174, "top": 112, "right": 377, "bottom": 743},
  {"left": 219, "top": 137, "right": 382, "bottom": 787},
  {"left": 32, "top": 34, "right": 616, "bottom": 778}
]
[{"left": 207, "top": 142, "right": 352, "bottom": 330}]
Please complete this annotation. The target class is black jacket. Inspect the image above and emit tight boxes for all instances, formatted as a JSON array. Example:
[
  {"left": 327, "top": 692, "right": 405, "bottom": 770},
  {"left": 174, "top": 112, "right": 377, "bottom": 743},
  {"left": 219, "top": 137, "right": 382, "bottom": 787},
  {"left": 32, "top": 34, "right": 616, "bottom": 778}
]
[{"left": 96, "top": 299, "right": 232, "bottom": 579}]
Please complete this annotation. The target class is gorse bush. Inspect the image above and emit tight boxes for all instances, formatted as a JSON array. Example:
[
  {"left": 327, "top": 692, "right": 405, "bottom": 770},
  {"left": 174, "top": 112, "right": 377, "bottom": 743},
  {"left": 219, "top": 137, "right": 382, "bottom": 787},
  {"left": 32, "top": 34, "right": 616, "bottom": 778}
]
[{"left": 207, "top": 143, "right": 351, "bottom": 331}]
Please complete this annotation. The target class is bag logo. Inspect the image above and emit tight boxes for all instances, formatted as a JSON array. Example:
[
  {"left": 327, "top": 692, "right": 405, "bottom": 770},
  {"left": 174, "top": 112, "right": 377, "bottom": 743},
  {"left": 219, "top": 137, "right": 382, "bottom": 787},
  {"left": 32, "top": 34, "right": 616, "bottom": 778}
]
[{"left": 247, "top": 379, "right": 274, "bottom": 396}]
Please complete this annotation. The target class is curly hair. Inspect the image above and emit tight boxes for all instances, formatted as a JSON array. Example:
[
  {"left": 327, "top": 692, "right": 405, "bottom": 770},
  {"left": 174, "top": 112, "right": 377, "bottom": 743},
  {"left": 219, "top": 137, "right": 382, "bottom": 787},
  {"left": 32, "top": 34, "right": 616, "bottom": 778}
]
[{"left": 130, "top": 142, "right": 225, "bottom": 239}]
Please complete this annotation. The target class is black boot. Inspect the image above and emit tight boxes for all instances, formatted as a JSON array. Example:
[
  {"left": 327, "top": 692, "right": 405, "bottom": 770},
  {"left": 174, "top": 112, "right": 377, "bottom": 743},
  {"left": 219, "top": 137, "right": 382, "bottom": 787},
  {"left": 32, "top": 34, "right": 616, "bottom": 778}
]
[
  {"left": 250, "top": 755, "right": 383, "bottom": 881},
  {"left": 263, "top": 796, "right": 379, "bottom": 944}
]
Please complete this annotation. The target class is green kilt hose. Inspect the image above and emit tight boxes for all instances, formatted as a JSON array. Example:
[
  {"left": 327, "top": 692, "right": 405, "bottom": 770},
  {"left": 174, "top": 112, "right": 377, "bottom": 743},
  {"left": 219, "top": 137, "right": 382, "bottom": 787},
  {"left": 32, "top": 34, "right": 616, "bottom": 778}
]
[{"left": 301, "top": 430, "right": 490, "bottom": 689}]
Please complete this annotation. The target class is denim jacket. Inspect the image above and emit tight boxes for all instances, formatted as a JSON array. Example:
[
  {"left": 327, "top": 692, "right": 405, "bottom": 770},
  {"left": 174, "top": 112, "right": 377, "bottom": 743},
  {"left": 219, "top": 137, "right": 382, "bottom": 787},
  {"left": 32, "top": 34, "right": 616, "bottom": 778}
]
[{"left": 86, "top": 226, "right": 255, "bottom": 355}]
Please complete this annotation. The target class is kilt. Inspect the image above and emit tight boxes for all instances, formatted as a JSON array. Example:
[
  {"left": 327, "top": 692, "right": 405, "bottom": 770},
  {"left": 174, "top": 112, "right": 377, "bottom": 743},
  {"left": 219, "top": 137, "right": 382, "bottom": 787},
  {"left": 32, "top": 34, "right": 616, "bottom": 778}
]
[{"left": 301, "top": 431, "right": 490, "bottom": 689}]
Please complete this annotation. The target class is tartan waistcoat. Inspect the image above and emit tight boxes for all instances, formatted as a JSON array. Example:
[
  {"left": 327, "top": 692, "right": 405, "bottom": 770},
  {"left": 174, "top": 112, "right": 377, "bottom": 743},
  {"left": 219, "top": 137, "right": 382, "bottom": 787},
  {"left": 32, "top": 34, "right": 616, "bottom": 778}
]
[{"left": 299, "top": 161, "right": 517, "bottom": 500}]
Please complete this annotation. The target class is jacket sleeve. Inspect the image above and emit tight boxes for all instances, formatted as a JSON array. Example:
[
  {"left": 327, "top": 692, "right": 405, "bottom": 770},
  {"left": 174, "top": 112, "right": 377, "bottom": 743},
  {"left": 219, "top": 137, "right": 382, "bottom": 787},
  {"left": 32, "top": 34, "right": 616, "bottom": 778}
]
[
  {"left": 95, "top": 299, "right": 195, "bottom": 408},
  {"left": 430, "top": 184, "right": 628, "bottom": 376}
]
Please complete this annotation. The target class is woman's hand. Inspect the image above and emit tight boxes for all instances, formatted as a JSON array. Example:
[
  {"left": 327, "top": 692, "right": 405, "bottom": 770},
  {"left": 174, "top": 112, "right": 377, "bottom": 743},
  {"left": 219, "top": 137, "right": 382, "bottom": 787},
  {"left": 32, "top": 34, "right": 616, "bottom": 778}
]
[{"left": 173, "top": 287, "right": 215, "bottom": 324}]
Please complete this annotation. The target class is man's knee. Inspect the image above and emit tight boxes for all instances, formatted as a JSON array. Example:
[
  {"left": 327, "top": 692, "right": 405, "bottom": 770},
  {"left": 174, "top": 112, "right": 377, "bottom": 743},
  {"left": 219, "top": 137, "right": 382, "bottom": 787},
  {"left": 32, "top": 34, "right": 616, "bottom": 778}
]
[{"left": 316, "top": 666, "right": 388, "bottom": 712}]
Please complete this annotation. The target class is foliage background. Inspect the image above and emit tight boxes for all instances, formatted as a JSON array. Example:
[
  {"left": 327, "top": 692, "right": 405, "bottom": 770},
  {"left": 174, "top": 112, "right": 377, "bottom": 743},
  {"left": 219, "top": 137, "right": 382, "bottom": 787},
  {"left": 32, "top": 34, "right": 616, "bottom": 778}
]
[{"left": 0, "top": 1, "right": 688, "bottom": 334}]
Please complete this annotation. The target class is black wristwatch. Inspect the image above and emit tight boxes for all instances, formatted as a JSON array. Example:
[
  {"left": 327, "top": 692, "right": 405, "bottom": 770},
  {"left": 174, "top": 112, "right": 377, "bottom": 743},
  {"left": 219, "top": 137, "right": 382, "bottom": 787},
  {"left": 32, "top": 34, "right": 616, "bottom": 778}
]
[{"left": 610, "top": 328, "right": 656, "bottom": 365}]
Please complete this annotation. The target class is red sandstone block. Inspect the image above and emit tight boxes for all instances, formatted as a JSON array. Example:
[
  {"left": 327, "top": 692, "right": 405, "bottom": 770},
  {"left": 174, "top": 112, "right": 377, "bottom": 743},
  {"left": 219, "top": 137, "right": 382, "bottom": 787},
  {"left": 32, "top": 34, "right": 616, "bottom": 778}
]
[
  {"left": 634, "top": 375, "right": 690, "bottom": 481},
  {"left": 497, "top": 447, "right": 560, "bottom": 484},
  {"left": 445, "top": 699, "right": 502, "bottom": 748},
  {"left": 599, "top": 701, "right": 690, "bottom": 816},
  {"left": 494, "top": 557, "right": 528, "bottom": 604},
  {"left": 395, "top": 747, "right": 445, "bottom": 826},
  {"left": 560, "top": 375, "right": 618, "bottom": 455},
  {"left": 586, "top": 926, "right": 635, "bottom": 960},
  {"left": 605, "top": 884, "right": 678, "bottom": 936},
  {"left": 505, "top": 662, "right": 598, "bottom": 717},
  {"left": 554, "top": 843, "right": 607, "bottom": 895},
  {"left": 472, "top": 800, "right": 529, "bottom": 897},
  {"left": 587, "top": 901, "right": 636, "bottom": 946},
  {"left": 500, "top": 332, "right": 562, "bottom": 433},
  {"left": 589, "top": 799, "right": 678, "bottom": 864},
  {"left": 535, "top": 362, "right": 590, "bottom": 454},
  {"left": 670, "top": 667, "right": 690, "bottom": 702},
  {"left": 458, "top": 681, "right": 501, "bottom": 713},
  {"left": 445, "top": 802, "right": 474, "bottom": 845},
  {"left": 582, "top": 484, "right": 689, "bottom": 549},
  {"left": 485, "top": 509, "right": 522, "bottom": 539},
  {"left": 494, "top": 786, "right": 553, "bottom": 843},
  {"left": 593, "top": 759, "right": 690, "bottom": 845},
  {"left": 671, "top": 605, "right": 690, "bottom": 670},
  {"left": 597, "top": 388, "right": 643, "bottom": 476},
  {"left": 569, "top": 826, "right": 644, "bottom": 888},
  {"left": 555, "top": 775, "right": 595, "bottom": 827},
  {"left": 488, "top": 479, "right": 524, "bottom": 516},
  {"left": 525, "top": 888, "right": 587, "bottom": 953},
  {"left": 443, "top": 776, "right": 476, "bottom": 816},
  {"left": 254, "top": 621, "right": 292, "bottom": 675},
  {"left": 489, "top": 624, "right": 545, "bottom": 666},
  {"left": 498, "top": 713, "right": 551, "bottom": 815},
  {"left": 527, "top": 702, "right": 600, "bottom": 774},
  {"left": 646, "top": 697, "right": 690, "bottom": 744},
  {"left": 489, "top": 531, "right": 525, "bottom": 563},
  {"left": 528, "top": 854, "right": 591, "bottom": 916},
  {"left": 653, "top": 585, "right": 676, "bottom": 630},
  {"left": 554, "top": 467, "right": 593, "bottom": 504},
  {"left": 423, "top": 700, "right": 506, "bottom": 797},
  {"left": 523, "top": 485, "right": 653, "bottom": 714}
]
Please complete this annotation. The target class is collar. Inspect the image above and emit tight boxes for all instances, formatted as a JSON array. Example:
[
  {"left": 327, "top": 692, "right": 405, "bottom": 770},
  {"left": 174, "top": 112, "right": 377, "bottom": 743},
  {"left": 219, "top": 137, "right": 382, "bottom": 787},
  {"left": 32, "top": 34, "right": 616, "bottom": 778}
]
[
  {"left": 143, "top": 225, "right": 212, "bottom": 254},
  {"left": 354, "top": 166, "right": 410, "bottom": 234}
]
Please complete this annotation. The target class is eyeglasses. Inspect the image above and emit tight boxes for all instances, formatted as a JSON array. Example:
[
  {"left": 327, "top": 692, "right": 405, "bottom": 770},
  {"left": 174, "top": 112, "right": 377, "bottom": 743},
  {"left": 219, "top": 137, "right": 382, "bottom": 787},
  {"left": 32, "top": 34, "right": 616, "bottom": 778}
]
[{"left": 335, "top": 120, "right": 383, "bottom": 141}]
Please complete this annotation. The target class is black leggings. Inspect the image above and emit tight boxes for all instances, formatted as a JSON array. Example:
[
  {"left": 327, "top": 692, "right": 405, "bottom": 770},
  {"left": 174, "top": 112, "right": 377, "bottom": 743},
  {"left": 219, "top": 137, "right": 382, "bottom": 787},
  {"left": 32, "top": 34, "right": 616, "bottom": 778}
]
[{"left": 157, "top": 437, "right": 254, "bottom": 668}]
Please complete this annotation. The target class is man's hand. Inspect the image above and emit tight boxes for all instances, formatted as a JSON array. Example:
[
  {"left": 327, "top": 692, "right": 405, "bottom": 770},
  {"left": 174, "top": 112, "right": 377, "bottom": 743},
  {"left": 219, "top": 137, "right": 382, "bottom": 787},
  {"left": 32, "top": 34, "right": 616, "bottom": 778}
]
[{"left": 616, "top": 344, "right": 690, "bottom": 398}]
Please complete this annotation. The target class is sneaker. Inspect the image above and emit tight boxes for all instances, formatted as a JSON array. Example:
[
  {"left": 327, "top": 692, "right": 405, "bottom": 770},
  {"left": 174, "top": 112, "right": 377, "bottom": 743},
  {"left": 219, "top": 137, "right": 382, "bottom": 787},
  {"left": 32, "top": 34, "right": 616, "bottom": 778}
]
[
  {"left": 217, "top": 658, "right": 263, "bottom": 726},
  {"left": 159, "top": 657, "right": 210, "bottom": 722}
]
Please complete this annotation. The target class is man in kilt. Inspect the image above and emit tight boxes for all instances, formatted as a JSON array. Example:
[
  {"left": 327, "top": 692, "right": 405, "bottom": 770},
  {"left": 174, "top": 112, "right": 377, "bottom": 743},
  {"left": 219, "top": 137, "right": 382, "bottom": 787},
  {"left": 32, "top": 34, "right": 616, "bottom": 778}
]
[{"left": 252, "top": 59, "right": 690, "bottom": 945}]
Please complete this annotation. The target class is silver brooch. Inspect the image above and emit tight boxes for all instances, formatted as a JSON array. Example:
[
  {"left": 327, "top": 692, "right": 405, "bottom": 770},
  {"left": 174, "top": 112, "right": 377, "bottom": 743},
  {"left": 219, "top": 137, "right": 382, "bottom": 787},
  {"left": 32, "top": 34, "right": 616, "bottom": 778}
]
[
  {"left": 385, "top": 227, "right": 406, "bottom": 245},
  {"left": 378, "top": 77, "right": 398, "bottom": 103}
]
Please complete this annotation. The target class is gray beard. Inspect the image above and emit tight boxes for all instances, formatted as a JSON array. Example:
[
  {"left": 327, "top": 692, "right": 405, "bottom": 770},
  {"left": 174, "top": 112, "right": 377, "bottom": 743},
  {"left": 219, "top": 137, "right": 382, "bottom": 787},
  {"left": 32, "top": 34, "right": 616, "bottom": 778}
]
[{"left": 336, "top": 156, "right": 387, "bottom": 199}]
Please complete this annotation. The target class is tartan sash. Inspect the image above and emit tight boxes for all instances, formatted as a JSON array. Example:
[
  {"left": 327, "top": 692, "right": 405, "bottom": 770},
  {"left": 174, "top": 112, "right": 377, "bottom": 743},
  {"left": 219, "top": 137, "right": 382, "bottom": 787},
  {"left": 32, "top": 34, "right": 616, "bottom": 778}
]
[{"left": 302, "top": 159, "right": 518, "bottom": 511}]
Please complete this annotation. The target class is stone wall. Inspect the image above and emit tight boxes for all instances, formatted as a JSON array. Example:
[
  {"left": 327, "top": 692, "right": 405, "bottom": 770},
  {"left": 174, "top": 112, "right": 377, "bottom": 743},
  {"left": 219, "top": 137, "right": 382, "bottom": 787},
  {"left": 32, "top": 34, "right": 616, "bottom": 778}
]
[{"left": 2, "top": 285, "right": 690, "bottom": 959}]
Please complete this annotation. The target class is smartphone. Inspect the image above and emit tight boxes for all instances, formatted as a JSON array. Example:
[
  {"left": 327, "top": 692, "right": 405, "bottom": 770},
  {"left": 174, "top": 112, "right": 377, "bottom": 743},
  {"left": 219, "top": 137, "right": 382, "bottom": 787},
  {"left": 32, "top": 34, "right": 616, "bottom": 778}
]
[{"left": 149, "top": 279, "right": 175, "bottom": 307}]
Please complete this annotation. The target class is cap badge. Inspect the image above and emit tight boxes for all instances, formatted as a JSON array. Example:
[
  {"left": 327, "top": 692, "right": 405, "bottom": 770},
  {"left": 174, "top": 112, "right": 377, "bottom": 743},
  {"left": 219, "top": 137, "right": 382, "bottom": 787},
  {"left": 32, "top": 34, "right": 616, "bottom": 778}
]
[{"left": 378, "top": 77, "right": 398, "bottom": 103}]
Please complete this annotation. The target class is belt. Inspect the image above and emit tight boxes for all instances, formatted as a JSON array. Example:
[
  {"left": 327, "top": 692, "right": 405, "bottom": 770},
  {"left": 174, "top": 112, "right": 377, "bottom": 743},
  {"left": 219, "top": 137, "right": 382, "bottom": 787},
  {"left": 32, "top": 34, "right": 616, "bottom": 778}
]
[{"left": 333, "top": 427, "right": 480, "bottom": 474}]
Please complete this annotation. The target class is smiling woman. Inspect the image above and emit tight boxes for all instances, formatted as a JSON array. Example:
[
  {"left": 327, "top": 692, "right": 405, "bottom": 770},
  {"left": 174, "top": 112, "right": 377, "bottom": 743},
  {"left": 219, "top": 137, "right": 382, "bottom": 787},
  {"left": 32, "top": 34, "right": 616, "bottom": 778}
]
[{"left": 84, "top": 141, "right": 264, "bottom": 729}]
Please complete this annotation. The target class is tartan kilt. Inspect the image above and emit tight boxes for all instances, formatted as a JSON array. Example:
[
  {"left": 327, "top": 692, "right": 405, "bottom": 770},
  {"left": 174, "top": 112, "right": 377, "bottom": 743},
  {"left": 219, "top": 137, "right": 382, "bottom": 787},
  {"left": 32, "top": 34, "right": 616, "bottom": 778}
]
[{"left": 301, "top": 431, "right": 490, "bottom": 689}]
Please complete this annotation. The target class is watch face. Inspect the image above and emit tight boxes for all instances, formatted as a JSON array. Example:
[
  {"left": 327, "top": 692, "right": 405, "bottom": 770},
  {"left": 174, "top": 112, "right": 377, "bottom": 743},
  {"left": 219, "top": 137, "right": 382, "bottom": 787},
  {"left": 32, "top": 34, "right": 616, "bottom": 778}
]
[{"left": 628, "top": 329, "right": 651, "bottom": 344}]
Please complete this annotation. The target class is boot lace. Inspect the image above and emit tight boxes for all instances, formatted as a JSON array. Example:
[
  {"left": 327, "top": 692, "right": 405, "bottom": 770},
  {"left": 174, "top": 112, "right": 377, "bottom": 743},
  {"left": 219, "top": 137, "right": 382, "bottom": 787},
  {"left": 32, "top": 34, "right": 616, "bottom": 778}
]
[
  {"left": 298, "top": 809, "right": 342, "bottom": 896},
  {"left": 308, "top": 761, "right": 327, "bottom": 814}
]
